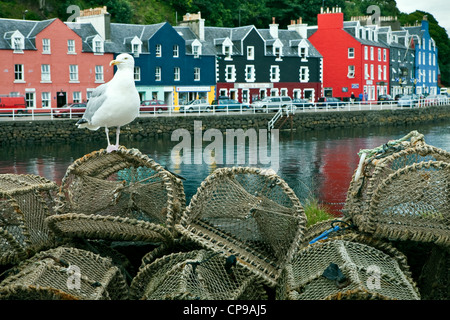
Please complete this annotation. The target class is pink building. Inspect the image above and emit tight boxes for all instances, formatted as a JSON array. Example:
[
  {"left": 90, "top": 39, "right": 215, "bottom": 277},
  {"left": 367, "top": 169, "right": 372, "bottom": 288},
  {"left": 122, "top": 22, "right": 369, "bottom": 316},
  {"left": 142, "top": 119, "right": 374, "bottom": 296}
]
[{"left": 0, "top": 17, "right": 114, "bottom": 108}]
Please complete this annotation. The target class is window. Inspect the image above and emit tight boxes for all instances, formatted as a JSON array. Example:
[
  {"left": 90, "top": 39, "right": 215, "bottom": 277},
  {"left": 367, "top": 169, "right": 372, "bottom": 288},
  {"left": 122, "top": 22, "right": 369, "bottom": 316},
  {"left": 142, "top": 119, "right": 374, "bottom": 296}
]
[
  {"left": 224, "top": 45, "right": 232, "bottom": 60},
  {"left": 378, "top": 65, "right": 382, "bottom": 80},
  {"left": 383, "top": 49, "right": 387, "bottom": 62},
  {"left": 347, "top": 65, "right": 355, "bottom": 78},
  {"left": 41, "top": 92, "right": 51, "bottom": 107},
  {"left": 348, "top": 48, "right": 354, "bottom": 59},
  {"left": 433, "top": 54, "right": 436, "bottom": 66},
  {"left": 14, "top": 64, "right": 24, "bottom": 81},
  {"left": 370, "top": 47, "right": 374, "bottom": 60},
  {"left": 174, "top": 67, "right": 180, "bottom": 81},
  {"left": 132, "top": 44, "right": 140, "bottom": 55},
  {"left": 364, "top": 46, "right": 368, "bottom": 60},
  {"left": 25, "top": 92, "right": 35, "bottom": 108},
  {"left": 156, "top": 44, "right": 162, "bottom": 57},
  {"left": 245, "top": 65, "right": 255, "bottom": 82},
  {"left": 73, "top": 91, "right": 81, "bottom": 103},
  {"left": 41, "top": 64, "right": 51, "bottom": 82},
  {"left": 378, "top": 48, "right": 381, "bottom": 61},
  {"left": 418, "top": 52, "right": 421, "bottom": 65},
  {"left": 69, "top": 65, "right": 78, "bottom": 82},
  {"left": 429, "top": 52, "right": 432, "bottom": 65},
  {"left": 247, "top": 46, "right": 254, "bottom": 60},
  {"left": 68, "top": 40, "right": 75, "bottom": 54},
  {"left": 42, "top": 39, "right": 50, "bottom": 53},
  {"left": 383, "top": 65, "right": 387, "bottom": 81},
  {"left": 370, "top": 64, "right": 374, "bottom": 79},
  {"left": 13, "top": 36, "right": 24, "bottom": 52},
  {"left": 192, "top": 44, "right": 200, "bottom": 58},
  {"left": 95, "top": 65, "right": 104, "bottom": 82},
  {"left": 134, "top": 67, "right": 140, "bottom": 81},
  {"left": 422, "top": 52, "right": 425, "bottom": 65},
  {"left": 299, "top": 66, "right": 309, "bottom": 82},
  {"left": 274, "top": 46, "right": 282, "bottom": 60},
  {"left": 225, "top": 65, "right": 236, "bottom": 82},
  {"left": 270, "top": 65, "right": 280, "bottom": 82},
  {"left": 300, "top": 46, "right": 308, "bottom": 60},
  {"left": 173, "top": 45, "right": 179, "bottom": 57},
  {"left": 155, "top": 67, "right": 161, "bottom": 81},
  {"left": 194, "top": 67, "right": 200, "bottom": 81},
  {"left": 398, "top": 50, "right": 401, "bottom": 62},
  {"left": 94, "top": 40, "right": 103, "bottom": 54},
  {"left": 364, "top": 64, "right": 369, "bottom": 79}
]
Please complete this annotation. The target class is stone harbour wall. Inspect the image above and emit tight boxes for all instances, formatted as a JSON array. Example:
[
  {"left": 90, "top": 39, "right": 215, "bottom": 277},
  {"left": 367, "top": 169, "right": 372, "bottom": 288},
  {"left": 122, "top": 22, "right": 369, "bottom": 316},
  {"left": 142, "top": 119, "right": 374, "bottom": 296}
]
[{"left": 0, "top": 105, "right": 449, "bottom": 145}]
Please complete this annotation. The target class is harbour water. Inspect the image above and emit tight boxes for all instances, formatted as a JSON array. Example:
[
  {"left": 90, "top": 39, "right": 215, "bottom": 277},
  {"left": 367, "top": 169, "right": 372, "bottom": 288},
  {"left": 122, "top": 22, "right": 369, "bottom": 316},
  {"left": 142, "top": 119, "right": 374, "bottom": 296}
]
[{"left": 1, "top": 119, "right": 449, "bottom": 215}]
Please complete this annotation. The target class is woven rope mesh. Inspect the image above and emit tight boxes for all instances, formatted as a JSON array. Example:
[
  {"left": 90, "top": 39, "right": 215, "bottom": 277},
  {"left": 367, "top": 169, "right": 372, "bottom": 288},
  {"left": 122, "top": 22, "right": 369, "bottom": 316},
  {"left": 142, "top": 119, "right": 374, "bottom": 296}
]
[
  {"left": 365, "top": 161, "right": 450, "bottom": 244},
  {"left": 277, "top": 239, "right": 420, "bottom": 300},
  {"left": 175, "top": 167, "right": 306, "bottom": 287},
  {"left": 0, "top": 246, "right": 128, "bottom": 300},
  {"left": 50, "top": 147, "right": 185, "bottom": 242},
  {"left": 0, "top": 174, "right": 58, "bottom": 265},
  {"left": 130, "top": 249, "right": 267, "bottom": 300}
]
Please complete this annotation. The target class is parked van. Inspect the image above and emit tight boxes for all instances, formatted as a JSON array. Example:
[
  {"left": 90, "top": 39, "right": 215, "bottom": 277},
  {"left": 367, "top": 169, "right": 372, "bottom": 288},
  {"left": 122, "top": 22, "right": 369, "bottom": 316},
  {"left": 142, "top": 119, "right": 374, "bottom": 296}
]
[
  {"left": 252, "top": 96, "right": 293, "bottom": 112},
  {"left": 0, "top": 96, "right": 27, "bottom": 114}
]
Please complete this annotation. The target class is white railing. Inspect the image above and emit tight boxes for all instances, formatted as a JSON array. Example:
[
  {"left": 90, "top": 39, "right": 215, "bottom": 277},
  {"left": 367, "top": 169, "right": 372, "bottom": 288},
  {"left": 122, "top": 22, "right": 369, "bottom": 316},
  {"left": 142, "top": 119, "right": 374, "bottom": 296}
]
[{"left": 1, "top": 97, "right": 449, "bottom": 121}]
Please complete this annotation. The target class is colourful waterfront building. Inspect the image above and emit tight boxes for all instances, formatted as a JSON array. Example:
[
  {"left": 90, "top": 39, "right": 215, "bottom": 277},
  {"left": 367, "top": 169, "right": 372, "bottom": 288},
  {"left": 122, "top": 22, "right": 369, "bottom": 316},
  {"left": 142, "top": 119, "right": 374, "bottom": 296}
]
[
  {"left": 0, "top": 16, "right": 114, "bottom": 109},
  {"left": 308, "top": 7, "right": 390, "bottom": 102}
]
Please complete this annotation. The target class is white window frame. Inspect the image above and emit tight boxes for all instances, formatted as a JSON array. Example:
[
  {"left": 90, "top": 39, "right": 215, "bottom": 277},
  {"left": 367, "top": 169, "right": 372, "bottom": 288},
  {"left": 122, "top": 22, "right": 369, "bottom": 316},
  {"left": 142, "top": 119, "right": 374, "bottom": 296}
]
[
  {"left": 370, "top": 47, "right": 374, "bottom": 60},
  {"left": 274, "top": 46, "right": 282, "bottom": 61},
  {"left": 270, "top": 65, "right": 280, "bottom": 82},
  {"left": 383, "top": 65, "right": 387, "bottom": 81},
  {"left": 12, "top": 32, "right": 24, "bottom": 53},
  {"left": 299, "top": 66, "right": 309, "bottom": 82},
  {"left": 134, "top": 66, "right": 141, "bottom": 81},
  {"left": 155, "top": 44, "right": 162, "bottom": 57},
  {"left": 14, "top": 64, "right": 24, "bottom": 82},
  {"left": 95, "top": 65, "right": 104, "bottom": 83},
  {"left": 224, "top": 45, "right": 232, "bottom": 60},
  {"left": 194, "top": 67, "right": 200, "bottom": 81},
  {"left": 174, "top": 67, "right": 180, "bottom": 81},
  {"left": 347, "top": 65, "right": 355, "bottom": 78},
  {"left": 93, "top": 35, "right": 104, "bottom": 54},
  {"left": 225, "top": 65, "right": 236, "bottom": 82},
  {"left": 41, "top": 92, "right": 51, "bottom": 108},
  {"left": 383, "top": 49, "right": 387, "bottom": 62},
  {"left": 69, "top": 65, "right": 79, "bottom": 82},
  {"left": 364, "top": 46, "right": 368, "bottom": 60},
  {"left": 41, "top": 64, "right": 51, "bottom": 82},
  {"left": 173, "top": 45, "right": 179, "bottom": 57},
  {"left": 245, "top": 65, "right": 255, "bottom": 82},
  {"left": 155, "top": 67, "right": 161, "bottom": 81},
  {"left": 348, "top": 47, "right": 354, "bottom": 59},
  {"left": 247, "top": 46, "right": 254, "bottom": 60},
  {"left": 42, "top": 38, "right": 50, "bottom": 54},
  {"left": 378, "top": 48, "right": 381, "bottom": 61},
  {"left": 67, "top": 39, "right": 75, "bottom": 54},
  {"left": 73, "top": 91, "right": 81, "bottom": 103}
]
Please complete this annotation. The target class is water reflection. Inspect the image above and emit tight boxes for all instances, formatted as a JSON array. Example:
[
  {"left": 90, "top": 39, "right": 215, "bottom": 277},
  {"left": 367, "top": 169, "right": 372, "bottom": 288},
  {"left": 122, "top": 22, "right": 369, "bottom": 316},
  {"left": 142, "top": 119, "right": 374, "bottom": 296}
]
[{"left": 1, "top": 121, "right": 449, "bottom": 215}]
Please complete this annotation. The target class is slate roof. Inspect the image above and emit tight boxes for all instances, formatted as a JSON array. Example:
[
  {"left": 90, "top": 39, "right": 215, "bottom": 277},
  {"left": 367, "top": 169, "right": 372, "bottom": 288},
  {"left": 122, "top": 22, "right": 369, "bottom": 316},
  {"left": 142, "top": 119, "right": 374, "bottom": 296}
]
[{"left": 0, "top": 18, "right": 54, "bottom": 50}]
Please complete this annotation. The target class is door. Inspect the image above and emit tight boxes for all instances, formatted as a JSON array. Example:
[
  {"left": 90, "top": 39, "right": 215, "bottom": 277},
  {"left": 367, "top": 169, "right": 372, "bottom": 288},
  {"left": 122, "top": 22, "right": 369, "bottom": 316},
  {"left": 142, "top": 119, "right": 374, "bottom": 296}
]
[{"left": 57, "top": 91, "right": 67, "bottom": 108}]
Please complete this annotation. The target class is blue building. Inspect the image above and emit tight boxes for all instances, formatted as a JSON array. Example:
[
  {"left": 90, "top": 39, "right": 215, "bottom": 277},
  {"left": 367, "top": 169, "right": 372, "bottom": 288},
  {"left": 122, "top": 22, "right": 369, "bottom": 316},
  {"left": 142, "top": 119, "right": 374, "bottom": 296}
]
[
  {"left": 75, "top": 10, "right": 216, "bottom": 107},
  {"left": 403, "top": 16, "right": 439, "bottom": 95}
]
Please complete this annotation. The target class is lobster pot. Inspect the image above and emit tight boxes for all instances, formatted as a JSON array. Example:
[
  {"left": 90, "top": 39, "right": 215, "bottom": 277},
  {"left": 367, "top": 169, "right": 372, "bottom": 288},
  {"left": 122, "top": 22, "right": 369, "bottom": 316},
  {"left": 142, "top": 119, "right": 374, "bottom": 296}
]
[
  {"left": 344, "top": 132, "right": 450, "bottom": 225},
  {"left": 0, "top": 246, "right": 128, "bottom": 300},
  {"left": 0, "top": 174, "right": 58, "bottom": 265},
  {"left": 175, "top": 167, "right": 306, "bottom": 287},
  {"left": 418, "top": 245, "right": 449, "bottom": 300},
  {"left": 49, "top": 147, "right": 185, "bottom": 242},
  {"left": 130, "top": 249, "right": 267, "bottom": 300},
  {"left": 277, "top": 240, "right": 420, "bottom": 300},
  {"left": 361, "top": 161, "right": 450, "bottom": 244}
]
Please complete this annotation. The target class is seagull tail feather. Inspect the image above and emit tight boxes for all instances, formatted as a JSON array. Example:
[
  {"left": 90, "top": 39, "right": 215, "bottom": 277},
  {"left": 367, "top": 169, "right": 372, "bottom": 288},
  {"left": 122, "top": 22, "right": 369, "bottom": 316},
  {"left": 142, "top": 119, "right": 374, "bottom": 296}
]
[{"left": 76, "top": 118, "right": 100, "bottom": 130}]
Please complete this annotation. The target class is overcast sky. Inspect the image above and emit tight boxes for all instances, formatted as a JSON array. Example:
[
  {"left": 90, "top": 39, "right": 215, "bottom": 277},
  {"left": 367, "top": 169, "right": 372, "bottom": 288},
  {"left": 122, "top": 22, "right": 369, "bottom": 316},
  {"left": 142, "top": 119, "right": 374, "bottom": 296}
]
[{"left": 395, "top": 0, "right": 450, "bottom": 36}]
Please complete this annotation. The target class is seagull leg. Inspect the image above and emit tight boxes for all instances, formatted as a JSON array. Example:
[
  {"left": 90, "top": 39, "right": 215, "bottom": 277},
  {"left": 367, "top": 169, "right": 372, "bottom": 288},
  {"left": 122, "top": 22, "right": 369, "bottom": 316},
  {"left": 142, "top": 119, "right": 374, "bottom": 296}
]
[
  {"left": 114, "top": 126, "right": 121, "bottom": 150},
  {"left": 105, "top": 127, "right": 117, "bottom": 153}
]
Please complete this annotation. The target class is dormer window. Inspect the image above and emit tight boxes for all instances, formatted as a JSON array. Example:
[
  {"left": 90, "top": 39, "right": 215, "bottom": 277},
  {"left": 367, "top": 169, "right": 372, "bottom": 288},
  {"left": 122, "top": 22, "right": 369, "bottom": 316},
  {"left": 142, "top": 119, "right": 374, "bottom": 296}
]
[
  {"left": 299, "top": 40, "right": 309, "bottom": 61},
  {"left": 274, "top": 46, "right": 282, "bottom": 60},
  {"left": 191, "top": 39, "right": 202, "bottom": 58},
  {"left": 224, "top": 45, "right": 232, "bottom": 60},
  {"left": 92, "top": 35, "right": 104, "bottom": 54},
  {"left": 131, "top": 36, "right": 142, "bottom": 57}
]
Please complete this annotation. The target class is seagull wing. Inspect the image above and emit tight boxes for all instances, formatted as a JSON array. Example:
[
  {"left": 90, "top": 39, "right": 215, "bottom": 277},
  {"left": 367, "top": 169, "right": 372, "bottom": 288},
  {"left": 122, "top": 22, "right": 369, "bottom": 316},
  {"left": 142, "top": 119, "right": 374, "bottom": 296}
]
[{"left": 83, "top": 83, "right": 109, "bottom": 122}]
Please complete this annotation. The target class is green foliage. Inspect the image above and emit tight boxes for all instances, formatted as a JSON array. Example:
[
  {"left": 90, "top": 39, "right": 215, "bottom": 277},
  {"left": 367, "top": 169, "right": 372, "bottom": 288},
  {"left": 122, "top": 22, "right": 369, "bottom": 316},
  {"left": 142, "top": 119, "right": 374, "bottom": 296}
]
[{"left": 303, "top": 196, "right": 334, "bottom": 227}]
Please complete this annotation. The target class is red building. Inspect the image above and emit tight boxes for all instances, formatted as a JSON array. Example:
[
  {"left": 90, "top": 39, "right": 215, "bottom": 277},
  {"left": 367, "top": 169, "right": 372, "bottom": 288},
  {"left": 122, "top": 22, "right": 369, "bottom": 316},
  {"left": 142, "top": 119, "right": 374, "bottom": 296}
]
[
  {"left": 308, "top": 7, "right": 390, "bottom": 101},
  {"left": 0, "top": 18, "right": 114, "bottom": 109}
]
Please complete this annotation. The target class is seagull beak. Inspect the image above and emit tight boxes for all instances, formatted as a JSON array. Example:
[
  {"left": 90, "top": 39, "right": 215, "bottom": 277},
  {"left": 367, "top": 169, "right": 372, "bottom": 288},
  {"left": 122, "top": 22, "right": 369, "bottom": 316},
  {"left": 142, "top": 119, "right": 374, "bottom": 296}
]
[{"left": 110, "top": 60, "right": 121, "bottom": 66}]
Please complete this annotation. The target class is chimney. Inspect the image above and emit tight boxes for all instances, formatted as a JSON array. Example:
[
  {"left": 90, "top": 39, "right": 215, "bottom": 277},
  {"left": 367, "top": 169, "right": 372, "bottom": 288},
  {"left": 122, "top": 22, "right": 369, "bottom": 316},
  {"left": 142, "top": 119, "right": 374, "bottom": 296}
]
[
  {"left": 288, "top": 17, "right": 308, "bottom": 38},
  {"left": 179, "top": 11, "right": 205, "bottom": 41},
  {"left": 76, "top": 6, "right": 111, "bottom": 41},
  {"left": 269, "top": 17, "right": 279, "bottom": 39}
]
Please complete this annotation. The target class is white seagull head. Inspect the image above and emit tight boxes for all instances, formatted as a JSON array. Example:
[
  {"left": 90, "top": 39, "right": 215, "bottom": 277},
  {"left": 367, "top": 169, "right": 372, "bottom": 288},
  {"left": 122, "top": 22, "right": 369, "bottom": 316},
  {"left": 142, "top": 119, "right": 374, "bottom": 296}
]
[{"left": 110, "top": 53, "right": 135, "bottom": 70}]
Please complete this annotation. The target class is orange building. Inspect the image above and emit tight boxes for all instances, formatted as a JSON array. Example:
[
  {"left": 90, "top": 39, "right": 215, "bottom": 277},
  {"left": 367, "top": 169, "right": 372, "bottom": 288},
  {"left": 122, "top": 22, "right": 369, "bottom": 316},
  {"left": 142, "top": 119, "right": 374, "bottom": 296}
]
[{"left": 0, "top": 17, "right": 114, "bottom": 108}]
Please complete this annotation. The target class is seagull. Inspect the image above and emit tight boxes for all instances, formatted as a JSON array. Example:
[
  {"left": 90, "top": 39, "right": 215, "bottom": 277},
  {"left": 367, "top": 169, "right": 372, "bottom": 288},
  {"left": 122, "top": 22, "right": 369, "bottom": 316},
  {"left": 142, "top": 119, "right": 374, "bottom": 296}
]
[{"left": 76, "top": 53, "right": 140, "bottom": 153}]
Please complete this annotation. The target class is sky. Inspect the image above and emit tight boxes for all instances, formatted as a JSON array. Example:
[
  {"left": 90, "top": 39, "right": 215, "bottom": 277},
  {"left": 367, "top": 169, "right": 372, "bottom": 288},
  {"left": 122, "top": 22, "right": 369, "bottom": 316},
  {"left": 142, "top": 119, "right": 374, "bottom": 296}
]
[{"left": 395, "top": 0, "right": 450, "bottom": 36}]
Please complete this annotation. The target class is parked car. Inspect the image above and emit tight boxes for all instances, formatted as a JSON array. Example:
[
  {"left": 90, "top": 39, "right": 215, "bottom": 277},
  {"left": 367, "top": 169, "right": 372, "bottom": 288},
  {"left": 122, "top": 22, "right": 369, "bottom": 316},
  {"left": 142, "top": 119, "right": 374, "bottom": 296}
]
[
  {"left": 292, "top": 98, "right": 314, "bottom": 109},
  {"left": 378, "top": 94, "right": 394, "bottom": 103},
  {"left": 397, "top": 94, "right": 422, "bottom": 108},
  {"left": 317, "top": 97, "right": 342, "bottom": 108},
  {"left": 179, "top": 99, "right": 211, "bottom": 113},
  {"left": 54, "top": 103, "right": 86, "bottom": 118},
  {"left": 394, "top": 94, "right": 404, "bottom": 101},
  {"left": 211, "top": 98, "right": 250, "bottom": 112},
  {"left": 0, "top": 96, "right": 27, "bottom": 114},
  {"left": 252, "top": 96, "right": 293, "bottom": 112},
  {"left": 140, "top": 100, "right": 168, "bottom": 113}
]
